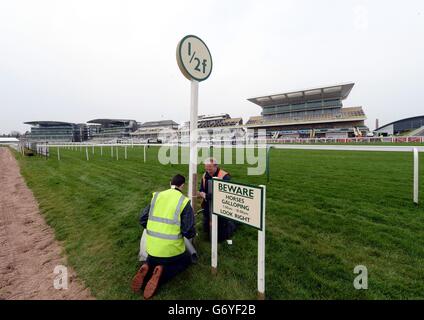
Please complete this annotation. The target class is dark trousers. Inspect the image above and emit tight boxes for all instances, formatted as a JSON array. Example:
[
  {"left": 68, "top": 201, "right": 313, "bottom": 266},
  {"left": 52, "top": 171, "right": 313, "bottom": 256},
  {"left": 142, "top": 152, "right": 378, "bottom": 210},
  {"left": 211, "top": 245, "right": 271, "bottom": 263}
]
[
  {"left": 203, "top": 210, "right": 237, "bottom": 242},
  {"left": 146, "top": 251, "right": 191, "bottom": 285}
]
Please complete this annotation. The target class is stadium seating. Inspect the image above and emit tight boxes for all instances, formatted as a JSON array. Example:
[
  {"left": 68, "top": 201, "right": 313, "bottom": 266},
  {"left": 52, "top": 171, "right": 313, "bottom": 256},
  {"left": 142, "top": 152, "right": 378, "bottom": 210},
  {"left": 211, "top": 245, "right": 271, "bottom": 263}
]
[
  {"left": 198, "top": 117, "right": 243, "bottom": 128},
  {"left": 246, "top": 107, "right": 365, "bottom": 126}
]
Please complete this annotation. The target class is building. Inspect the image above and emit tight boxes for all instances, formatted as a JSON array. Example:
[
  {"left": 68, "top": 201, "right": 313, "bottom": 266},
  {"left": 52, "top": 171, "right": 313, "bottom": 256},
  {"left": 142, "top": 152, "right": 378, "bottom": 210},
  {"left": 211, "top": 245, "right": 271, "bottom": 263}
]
[
  {"left": 374, "top": 116, "right": 424, "bottom": 136},
  {"left": 24, "top": 121, "right": 88, "bottom": 142},
  {"left": 131, "top": 120, "right": 179, "bottom": 142},
  {"left": 87, "top": 119, "right": 138, "bottom": 141},
  {"left": 245, "top": 83, "right": 368, "bottom": 139},
  {"left": 179, "top": 114, "right": 245, "bottom": 144}
]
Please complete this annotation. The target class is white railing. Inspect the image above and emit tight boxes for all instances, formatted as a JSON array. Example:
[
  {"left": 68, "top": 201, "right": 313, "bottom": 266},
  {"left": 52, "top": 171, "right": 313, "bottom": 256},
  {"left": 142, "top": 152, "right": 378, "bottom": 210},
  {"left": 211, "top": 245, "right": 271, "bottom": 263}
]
[
  {"left": 266, "top": 136, "right": 424, "bottom": 144},
  {"left": 23, "top": 141, "right": 421, "bottom": 205}
]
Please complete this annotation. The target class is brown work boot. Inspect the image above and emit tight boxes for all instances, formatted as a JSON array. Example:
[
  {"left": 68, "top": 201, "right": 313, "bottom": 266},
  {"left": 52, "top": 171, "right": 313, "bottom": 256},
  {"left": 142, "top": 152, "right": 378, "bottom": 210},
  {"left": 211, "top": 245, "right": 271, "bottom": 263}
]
[
  {"left": 131, "top": 263, "right": 149, "bottom": 293},
  {"left": 143, "top": 265, "right": 164, "bottom": 300}
]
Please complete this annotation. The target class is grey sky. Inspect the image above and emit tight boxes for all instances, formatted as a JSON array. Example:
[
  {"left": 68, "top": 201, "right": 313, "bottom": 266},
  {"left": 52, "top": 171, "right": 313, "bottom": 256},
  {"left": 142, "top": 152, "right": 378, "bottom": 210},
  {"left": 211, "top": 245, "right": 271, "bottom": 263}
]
[{"left": 1, "top": 0, "right": 423, "bottom": 134}]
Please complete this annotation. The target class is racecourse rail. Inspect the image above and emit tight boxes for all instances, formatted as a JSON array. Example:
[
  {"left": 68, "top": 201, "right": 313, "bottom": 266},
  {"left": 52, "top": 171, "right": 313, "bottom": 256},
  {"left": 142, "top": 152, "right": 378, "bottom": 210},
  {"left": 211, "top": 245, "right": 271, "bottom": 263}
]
[{"left": 15, "top": 141, "right": 422, "bottom": 204}]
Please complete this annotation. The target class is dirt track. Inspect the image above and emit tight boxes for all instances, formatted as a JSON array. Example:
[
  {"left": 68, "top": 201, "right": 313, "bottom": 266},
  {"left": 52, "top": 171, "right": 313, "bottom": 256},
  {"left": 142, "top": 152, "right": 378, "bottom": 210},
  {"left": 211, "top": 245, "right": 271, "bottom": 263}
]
[{"left": 0, "top": 147, "right": 93, "bottom": 300}]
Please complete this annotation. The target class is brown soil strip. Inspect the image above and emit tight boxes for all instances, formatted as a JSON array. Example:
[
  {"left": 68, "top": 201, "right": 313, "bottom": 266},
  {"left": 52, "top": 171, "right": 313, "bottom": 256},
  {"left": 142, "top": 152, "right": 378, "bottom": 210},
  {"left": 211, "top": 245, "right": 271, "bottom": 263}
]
[{"left": 0, "top": 147, "right": 93, "bottom": 300}]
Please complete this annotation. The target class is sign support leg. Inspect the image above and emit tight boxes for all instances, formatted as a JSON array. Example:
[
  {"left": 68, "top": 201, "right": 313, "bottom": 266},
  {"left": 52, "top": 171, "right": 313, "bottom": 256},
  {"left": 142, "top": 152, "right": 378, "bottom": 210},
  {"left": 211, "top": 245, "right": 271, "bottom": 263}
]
[
  {"left": 258, "top": 185, "right": 266, "bottom": 300},
  {"left": 211, "top": 213, "right": 218, "bottom": 275}
]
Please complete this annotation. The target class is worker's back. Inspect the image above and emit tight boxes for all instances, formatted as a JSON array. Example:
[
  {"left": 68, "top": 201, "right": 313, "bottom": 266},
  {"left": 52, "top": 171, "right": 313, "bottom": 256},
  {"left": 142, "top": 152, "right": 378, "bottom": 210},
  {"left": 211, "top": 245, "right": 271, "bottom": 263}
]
[{"left": 146, "top": 188, "right": 189, "bottom": 258}]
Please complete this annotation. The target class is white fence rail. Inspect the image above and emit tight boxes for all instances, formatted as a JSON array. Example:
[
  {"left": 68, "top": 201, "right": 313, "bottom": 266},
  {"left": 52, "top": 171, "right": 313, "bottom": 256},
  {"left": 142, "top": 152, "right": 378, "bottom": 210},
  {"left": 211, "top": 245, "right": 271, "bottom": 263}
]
[{"left": 20, "top": 141, "right": 421, "bottom": 205}]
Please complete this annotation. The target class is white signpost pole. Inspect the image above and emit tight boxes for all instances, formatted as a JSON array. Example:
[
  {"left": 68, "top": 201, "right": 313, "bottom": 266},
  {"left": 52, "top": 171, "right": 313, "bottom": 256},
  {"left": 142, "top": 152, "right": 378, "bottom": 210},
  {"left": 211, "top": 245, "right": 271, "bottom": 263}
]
[
  {"left": 177, "top": 34, "right": 212, "bottom": 212},
  {"left": 188, "top": 80, "right": 199, "bottom": 209},
  {"left": 258, "top": 185, "right": 266, "bottom": 299}
]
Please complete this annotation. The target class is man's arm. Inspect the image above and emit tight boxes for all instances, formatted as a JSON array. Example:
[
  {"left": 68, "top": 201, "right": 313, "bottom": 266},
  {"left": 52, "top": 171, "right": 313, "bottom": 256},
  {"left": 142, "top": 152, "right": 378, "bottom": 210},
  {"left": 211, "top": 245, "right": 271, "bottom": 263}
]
[
  {"left": 139, "top": 204, "right": 150, "bottom": 228},
  {"left": 199, "top": 174, "right": 205, "bottom": 192},
  {"left": 180, "top": 201, "right": 196, "bottom": 239}
]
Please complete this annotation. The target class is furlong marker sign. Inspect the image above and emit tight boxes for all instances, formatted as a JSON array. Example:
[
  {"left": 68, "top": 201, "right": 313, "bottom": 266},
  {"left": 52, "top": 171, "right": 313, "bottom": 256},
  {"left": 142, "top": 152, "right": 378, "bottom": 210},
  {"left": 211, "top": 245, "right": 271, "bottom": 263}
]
[
  {"left": 211, "top": 178, "right": 266, "bottom": 299},
  {"left": 212, "top": 180, "right": 264, "bottom": 230},
  {"left": 176, "top": 35, "right": 212, "bottom": 82},
  {"left": 176, "top": 34, "right": 212, "bottom": 212}
]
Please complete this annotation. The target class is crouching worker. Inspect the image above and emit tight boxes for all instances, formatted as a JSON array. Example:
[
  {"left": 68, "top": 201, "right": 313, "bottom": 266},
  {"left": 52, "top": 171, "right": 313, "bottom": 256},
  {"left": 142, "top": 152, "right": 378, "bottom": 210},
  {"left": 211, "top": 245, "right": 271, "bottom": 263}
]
[
  {"left": 198, "top": 157, "right": 237, "bottom": 242},
  {"left": 131, "top": 174, "right": 196, "bottom": 299}
]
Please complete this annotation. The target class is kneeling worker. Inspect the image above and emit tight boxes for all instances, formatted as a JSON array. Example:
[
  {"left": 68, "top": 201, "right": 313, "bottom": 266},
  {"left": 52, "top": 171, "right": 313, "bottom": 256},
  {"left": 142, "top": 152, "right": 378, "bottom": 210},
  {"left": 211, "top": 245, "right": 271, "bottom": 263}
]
[{"left": 131, "top": 174, "right": 195, "bottom": 299}]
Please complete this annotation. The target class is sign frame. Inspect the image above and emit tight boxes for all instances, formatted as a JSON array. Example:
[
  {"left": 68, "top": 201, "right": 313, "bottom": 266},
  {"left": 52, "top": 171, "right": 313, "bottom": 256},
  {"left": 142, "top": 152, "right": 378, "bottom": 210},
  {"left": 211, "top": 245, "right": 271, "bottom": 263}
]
[
  {"left": 209, "top": 178, "right": 267, "bottom": 299},
  {"left": 212, "top": 178, "right": 264, "bottom": 231},
  {"left": 176, "top": 34, "right": 213, "bottom": 82}
]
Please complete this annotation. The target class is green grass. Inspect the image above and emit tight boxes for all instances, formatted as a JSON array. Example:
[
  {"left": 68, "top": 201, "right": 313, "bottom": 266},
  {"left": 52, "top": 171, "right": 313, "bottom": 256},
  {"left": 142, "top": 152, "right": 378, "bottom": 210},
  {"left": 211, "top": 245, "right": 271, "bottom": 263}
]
[{"left": 12, "top": 145, "right": 424, "bottom": 299}]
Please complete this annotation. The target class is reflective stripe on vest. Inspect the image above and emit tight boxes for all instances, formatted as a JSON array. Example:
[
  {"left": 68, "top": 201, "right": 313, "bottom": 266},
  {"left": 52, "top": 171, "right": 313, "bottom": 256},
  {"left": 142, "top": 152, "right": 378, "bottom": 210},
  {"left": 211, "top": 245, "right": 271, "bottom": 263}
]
[
  {"left": 148, "top": 192, "right": 185, "bottom": 226},
  {"left": 146, "top": 230, "right": 183, "bottom": 240}
]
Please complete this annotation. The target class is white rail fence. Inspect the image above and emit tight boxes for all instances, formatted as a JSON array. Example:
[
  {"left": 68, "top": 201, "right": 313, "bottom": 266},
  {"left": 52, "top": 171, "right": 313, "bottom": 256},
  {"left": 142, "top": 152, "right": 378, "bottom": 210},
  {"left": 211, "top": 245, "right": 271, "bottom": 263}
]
[{"left": 19, "top": 142, "right": 421, "bottom": 205}]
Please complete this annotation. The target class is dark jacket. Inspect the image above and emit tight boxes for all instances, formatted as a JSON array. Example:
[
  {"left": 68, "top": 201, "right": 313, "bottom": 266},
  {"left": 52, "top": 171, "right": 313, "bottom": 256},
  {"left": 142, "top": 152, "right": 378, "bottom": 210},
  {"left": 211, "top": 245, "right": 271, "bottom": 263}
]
[
  {"left": 139, "top": 188, "right": 196, "bottom": 239},
  {"left": 199, "top": 168, "right": 231, "bottom": 210}
]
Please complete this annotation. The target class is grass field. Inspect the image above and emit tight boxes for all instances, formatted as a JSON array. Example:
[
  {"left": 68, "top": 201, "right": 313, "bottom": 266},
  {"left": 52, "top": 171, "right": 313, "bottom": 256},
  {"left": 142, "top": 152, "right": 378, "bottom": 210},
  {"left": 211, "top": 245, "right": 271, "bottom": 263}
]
[{"left": 13, "top": 145, "right": 424, "bottom": 299}]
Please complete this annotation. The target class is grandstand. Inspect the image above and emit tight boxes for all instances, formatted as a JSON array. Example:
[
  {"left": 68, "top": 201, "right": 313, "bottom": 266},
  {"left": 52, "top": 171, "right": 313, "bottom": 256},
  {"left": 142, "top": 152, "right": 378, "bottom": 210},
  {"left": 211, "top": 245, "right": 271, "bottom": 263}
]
[
  {"left": 374, "top": 115, "right": 424, "bottom": 137},
  {"left": 197, "top": 114, "right": 243, "bottom": 128},
  {"left": 131, "top": 120, "right": 179, "bottom": 142},
  {"left": 87, "top": 119, "right": 138, "bottom": 142},
  {"left": 245, "top": 83, "right": 368, "bottom": 139},
  {"left": 24, "top": 121, "right": 88, "bottom": 142},
  {"left": 179, "top": 114, "right": 245, "bottom": 144}
]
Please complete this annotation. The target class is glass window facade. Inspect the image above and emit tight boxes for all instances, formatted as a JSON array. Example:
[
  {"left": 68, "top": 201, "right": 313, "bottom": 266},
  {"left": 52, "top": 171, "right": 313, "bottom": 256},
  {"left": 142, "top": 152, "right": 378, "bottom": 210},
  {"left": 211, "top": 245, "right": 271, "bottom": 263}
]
[{"left": 262, "top": 99, "right": 342, "bottom": 116}]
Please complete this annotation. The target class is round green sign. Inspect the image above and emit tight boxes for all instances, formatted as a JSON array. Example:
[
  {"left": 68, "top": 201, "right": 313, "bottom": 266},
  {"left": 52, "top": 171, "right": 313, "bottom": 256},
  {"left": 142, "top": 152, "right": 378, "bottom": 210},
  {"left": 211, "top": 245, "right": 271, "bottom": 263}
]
[{"left": 176, "top": 35, "right": 213, "bottom": 82}]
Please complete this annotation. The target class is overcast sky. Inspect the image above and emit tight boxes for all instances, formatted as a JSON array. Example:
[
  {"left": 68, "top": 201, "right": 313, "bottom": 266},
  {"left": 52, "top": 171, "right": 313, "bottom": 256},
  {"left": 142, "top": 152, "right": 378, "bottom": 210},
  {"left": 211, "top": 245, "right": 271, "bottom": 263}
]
[{"left": 1, "top": 0, "right": 423, "bottom": 134}]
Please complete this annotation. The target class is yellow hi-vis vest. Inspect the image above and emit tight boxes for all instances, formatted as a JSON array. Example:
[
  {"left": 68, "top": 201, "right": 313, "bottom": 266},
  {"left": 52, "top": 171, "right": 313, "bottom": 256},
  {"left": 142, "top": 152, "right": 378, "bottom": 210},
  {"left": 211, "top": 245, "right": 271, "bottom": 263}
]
[{"left": 146, "top": 188, "right": 190, "bottom": 258}]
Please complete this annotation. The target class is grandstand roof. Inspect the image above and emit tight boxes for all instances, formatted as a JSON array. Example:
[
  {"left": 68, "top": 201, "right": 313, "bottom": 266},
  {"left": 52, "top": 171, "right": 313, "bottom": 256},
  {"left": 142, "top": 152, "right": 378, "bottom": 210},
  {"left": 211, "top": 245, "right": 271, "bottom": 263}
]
[
  {"left": 24, "top": 121, "right": 76, "bottom": 127},
  {"left": 247, "top": 83, "right": 355, "bottom": 107},
  {"left": 375, "top": 115, "right": 424, "bottom": 131},
  {"left": 140, "top": 120, "right": 179, "bottom": 128},
  {"left": 199, "top": 114, "right": 230, "bottom": 121},
  {"left": 87, "top": 119, "right": 136, "bottom": 125}
]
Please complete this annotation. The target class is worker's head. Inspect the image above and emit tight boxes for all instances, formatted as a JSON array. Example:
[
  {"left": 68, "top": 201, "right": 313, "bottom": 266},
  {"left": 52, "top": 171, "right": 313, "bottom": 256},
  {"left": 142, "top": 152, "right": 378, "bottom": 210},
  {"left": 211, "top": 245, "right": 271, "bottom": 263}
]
[
  {"left": 170, "top": 174, "right": 185, "bottom": 190},
  {"left": 204, "top": 157, "right": 219, "bottom": 176}
]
